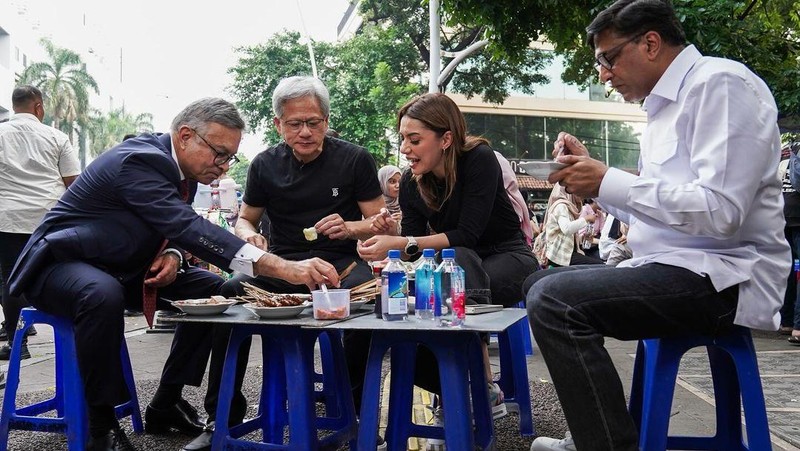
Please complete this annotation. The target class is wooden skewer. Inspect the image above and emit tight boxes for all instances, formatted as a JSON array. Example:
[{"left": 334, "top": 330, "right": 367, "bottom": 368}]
[{"left": 338, "top": 261, "right": 358, "bottom": 282}]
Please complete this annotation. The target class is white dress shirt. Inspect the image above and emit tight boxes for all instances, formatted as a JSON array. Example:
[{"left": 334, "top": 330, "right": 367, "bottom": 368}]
[
  {"left": 599, "top": 45, "right": 790, "bottom": 330},
  {"left": 0, "top": 113, "right": 81, "bottom": 234}
]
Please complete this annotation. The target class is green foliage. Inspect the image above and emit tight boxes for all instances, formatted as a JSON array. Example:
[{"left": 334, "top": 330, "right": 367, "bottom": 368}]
[
  {"left": 229, "top": 27, "right": 423, "bottom": 164},
  {"left": 86, "top": 108, "right": 154, "bottom": 157},
  {"left": 443, "top": 0, "right": 800, "bottom": 125},
  {"left": 226, "top": 154, "right": 250, "bottom": 189},
  {"left": 359, "top": 0, "right": 555, "bottom": 102}
]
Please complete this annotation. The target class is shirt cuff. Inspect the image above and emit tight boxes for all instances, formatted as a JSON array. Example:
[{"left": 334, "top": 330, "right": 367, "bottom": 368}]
[
  {"left": 161, "top": 248, "right": 184, "bottom": 267},
  {"left": 598, "top": 167, "right": 637, "bottom": 211},
  {"left": 229, "top": 243, "right": 267, "bottom": 277}
]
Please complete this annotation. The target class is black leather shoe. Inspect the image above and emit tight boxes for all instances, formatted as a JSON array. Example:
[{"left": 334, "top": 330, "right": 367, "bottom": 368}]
[
  {"left": 145, "top": 398, "right": 205, "bottom": 435},
  {"left": 182, "top": 422, "right": 214, "bottom": 451},
  {"left": 87, "top": 426, "right": 137, "bottom": 451},
  {"left": 0, "top": 342, "right": 30, "bottom": 360}
]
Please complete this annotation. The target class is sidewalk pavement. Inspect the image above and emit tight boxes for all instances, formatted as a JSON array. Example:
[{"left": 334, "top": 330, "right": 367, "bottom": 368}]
[{"left": 1, "top": 311, "right": 799, "bottom": 450}]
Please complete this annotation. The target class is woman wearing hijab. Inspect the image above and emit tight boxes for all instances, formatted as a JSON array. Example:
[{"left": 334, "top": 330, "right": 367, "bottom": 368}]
[{"left": 377, "top": 165, "right": 402, "bottom": 218}]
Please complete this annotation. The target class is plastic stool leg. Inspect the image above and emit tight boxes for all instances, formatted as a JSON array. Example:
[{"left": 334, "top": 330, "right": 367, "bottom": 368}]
[
  {"left": 357, "top": 335, "right": 390, "bottom": 451},
  {"left": 118, "top": 340, "right": 144, "bottom": 432},
  {"left": 513, "top": 301, "right": 534, "bottom": 356},
  {"left": 638, "top": 339, "right": 680, "bottom": 451},
  {"left": 384, "top": 343, "right": 417, "bottom": 450}
]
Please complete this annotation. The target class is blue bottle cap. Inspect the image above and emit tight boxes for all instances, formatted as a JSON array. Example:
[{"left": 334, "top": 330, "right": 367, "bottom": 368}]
[
  {"left": 388, "top": 249, "right": 401, "bottom": 259},
  {"left": 422, "top": 248, "right": 435, "bottom": 257},
  {"left": 442, "top": 248, "right": 455, "bottom": 259}
]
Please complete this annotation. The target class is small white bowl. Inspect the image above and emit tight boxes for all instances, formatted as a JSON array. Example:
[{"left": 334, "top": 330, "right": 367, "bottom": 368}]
[
  {"left": 244, "top": 303, "right": 307, "bottom": 319},
  {"left": 172, "top": 299, "right": 236, "bottom": 315}
]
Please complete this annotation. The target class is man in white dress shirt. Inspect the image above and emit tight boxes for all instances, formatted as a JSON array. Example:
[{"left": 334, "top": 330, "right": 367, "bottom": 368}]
[
  {"left": 0, "top": 85, "right": 80, "bottom": 360},
  {"left": 524, "top": 1, "right": 790, "bottom": 450}
]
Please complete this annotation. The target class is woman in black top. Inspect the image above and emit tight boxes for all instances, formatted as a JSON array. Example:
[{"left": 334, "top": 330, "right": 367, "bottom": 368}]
[
  {"left": 358, "top": 93, "right": 539, "bottom": 428},
  {"left": 359, "top": 92, "right": 537, "bottom": 307}
]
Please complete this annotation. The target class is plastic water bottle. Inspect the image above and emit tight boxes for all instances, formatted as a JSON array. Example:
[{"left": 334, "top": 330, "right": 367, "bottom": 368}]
[
  {"left": 415, "top": 249, "right": 437, "bottom": 320},
  {"left": 381, "top": 250, "right": 408, "bottom": 321},
  {"left": 795, "top": 259, "right": 799, "bottom": 283},
  {"left": 434, "top": 248, "right": 466, "bottom": 327}
]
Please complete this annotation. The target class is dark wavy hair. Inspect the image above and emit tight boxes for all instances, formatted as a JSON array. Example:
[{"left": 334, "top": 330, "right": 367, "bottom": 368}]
[{"left": 586, "top": 0, "right": 686, "bottom": 49}]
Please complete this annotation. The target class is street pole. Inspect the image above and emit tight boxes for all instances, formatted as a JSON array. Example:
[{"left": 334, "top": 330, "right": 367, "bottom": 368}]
[{"left": 429, "top": 0, "right": 440, "bottom": 93}]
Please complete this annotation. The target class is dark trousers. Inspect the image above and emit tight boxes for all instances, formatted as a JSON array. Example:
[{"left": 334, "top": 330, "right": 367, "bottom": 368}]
[
  {"left": 0, "top": 232, "right": 32, "bottom": 340},
  {"left": 220, "top": 253, "right": 373, "bottom": 412},
  {"left": 523, "top": 263, "right": 739, "bottom": 451},
  {"left": 27, "top": 262, "right": 225, "bottom": 409}
]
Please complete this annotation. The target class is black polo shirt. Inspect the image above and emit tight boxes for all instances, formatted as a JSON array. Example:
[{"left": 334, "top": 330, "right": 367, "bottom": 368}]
[{"left": 244, "top": 137, "right": 381, "bottom": 256}]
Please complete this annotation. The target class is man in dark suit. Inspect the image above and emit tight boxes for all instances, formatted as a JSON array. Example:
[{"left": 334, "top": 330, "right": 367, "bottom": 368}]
[{"left": 8, "top": 98, "right": 340, "bottom": 451}]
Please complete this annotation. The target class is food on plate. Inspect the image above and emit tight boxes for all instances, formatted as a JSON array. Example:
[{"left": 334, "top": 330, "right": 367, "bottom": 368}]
[
  {"left": 175, "top": 297, "right": 231, "bottom": 305},
  {"left": 303, "top": 227, "right": 318, "bottom": 241},
  {"left": 241, "top": 282, "right": 307, "bottom": 307}
]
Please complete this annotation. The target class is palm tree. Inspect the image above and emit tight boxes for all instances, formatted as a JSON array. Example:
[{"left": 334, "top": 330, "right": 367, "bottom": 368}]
[
  {"left": 87, "top": 107, "right": 154, "bottom": 157},
  {"left": 19, "top": 38, "right": 99, "bottom": 167}
]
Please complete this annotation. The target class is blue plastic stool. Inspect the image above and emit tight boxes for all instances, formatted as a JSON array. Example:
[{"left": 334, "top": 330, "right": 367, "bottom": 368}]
[
  {"left": 213, "top": 326, "right": 356, "bottom": 450},
  {"left": 628, "top": 327, "right": 771, "bottom": 450},
  {"left": 358, "top": 331, "right": 495, "bottom": 451},
  {"left": 495, "top": 301, "right": 535, "bottom": 436},
  {"left": 0, "top": 307, "right": 143, "bottom": 451}
]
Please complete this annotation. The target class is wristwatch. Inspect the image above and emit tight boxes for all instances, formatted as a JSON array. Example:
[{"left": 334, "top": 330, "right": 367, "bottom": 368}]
[{"left": 404, "top": 236, "right": 420, "bottom": 256}]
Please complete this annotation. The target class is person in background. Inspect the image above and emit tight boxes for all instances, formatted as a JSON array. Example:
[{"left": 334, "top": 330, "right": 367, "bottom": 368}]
[
  {"left": 361, "top": 93, "right": 539, "bottom": 449},
  {"left": 578, "top": 198, "right": 605, "bottom": 259},
  {"left": 778, "top": 141, "right": 800, "bottom": 343},
  {"left": 8, "top": 97, "right": 339, "bottom": 451},
  {"left": 540, "top": 183, "right": 603, "bottom": 267},
  {"left": 496, "top": 151, "right": 535, "bottom": 246},
  {"left": 377, "top": 165, "right": 403, "bottom": 229},
  {"left": 526, "top": 1, "right": 788, "bottom": 450},
  {"left": 0, "top": 85, "right": 80, "bottom": 361}
]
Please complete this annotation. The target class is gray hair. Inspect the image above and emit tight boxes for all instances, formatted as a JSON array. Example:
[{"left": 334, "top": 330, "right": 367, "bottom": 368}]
[
  {"left": 272, "top": 76, "right": 330, "bottom": 119},
  {"left": 171, "top": 98, "right": 246, "bottom": 133}
]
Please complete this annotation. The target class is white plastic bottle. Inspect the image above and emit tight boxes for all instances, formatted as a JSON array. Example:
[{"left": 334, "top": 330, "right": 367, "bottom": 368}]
[
  {"left": 381, "top": 250, "right": 408, "bottom": 321},
  {"left": 433, "top": 248, "right": 466, "bottom": 327}
]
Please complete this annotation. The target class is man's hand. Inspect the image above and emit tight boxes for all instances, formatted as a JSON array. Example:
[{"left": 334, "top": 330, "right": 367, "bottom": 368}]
[
  {"left": 370, "top": 208, "right": 399, "bottom": 235},
  {"left": 549, "top": 155, "right": 608, "bottom": 198},
  {"left": 254, "top": 254, "right": 340, "bottom": 291},
  {"left": 316, "top": 214, "right": 352, "bottom": 240},
  {"left": 144, "top": 253, "right": 181, "bottom": 288},
  {"left": 554, "top": 132, "right": 591, "bottom": 158}
]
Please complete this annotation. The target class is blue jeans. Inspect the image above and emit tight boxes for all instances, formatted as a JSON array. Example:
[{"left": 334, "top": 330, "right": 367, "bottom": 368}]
[
  {"left": 525, "top": 263, "right": 738, "bottom": 451},
  {"left": 780, "top": 227, "right": 800, "bottom": 329}
]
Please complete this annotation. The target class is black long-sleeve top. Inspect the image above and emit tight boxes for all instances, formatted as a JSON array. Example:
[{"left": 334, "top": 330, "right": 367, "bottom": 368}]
[{"left": 399, "top": 143, "right": 521, "bottom": 248}]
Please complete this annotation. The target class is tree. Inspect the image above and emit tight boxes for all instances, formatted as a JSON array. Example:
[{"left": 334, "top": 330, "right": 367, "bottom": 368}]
[
  {"left": 19, "top": 38, "right": 99, "bottom": 166},
  {"left": 359, "top": 0, "right": 553, "bottom": 104},
  {"left": 86, "top": 108, "right": 154, "bottom": 157},
  {"left": 443, "top": 0, "right": 800, "bottom": 127},
  {"left": 225, "top": 154, "right": 250, "bottom": 189},
  {"left": 229, "top": 28, "right": 422, "bottom": 164}
]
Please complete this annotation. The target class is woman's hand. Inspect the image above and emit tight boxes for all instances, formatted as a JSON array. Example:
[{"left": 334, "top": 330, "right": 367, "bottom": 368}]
[{"left": 357, "top": 235, "right": 407, "bottom": 261}]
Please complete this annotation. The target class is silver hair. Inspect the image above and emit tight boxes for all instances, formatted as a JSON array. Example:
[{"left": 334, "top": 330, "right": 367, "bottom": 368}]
[
  {"left": 170, "top": 98, "right": 246, "bottom": 133},
  {"left": 272, "top": 76, "right": 330, "bottom": 119}
]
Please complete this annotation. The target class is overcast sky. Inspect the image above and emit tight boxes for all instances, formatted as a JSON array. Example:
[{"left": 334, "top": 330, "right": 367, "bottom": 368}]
[{"left": 28, "top": 0, "right": 350, "bottom": 158}]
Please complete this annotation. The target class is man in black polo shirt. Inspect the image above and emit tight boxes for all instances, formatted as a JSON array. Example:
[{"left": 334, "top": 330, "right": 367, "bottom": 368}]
[{"left": 180, "top": 76, "right": 385, "bottom": 451}]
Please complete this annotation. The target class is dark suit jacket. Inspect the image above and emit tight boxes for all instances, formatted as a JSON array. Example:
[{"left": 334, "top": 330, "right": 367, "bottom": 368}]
[{"left": 9, "top": 133, "right": 244, "bottom": 297}]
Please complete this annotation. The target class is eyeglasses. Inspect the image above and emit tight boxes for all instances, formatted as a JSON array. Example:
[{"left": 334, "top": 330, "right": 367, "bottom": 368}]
[
  {"left": 282, "top": 117, "right": 326, "bottom": 132},
  {"left": 594, "top": 34, "right": 643, "bottom": 71},
  {"left": 191, "top": 128, "right": 240, "bottom": 166}
]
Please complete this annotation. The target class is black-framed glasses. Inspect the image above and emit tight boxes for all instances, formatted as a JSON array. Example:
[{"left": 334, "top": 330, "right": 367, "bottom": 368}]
[
  {"left": 282, "top": 117, "right": 326, "bottom": 132},
  {"left": 191, "top": 128, "right": 240, "bottom": 166},
  {"left": 594, "top": 34, "right": 644, "bottom": 71}
]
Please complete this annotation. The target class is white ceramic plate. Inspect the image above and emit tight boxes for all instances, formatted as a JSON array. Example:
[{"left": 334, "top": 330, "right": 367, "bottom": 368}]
[
  {"left": 172, "top": 299, "right": 236, "bottom": 315},
  {"left": 244, "top": 303, "right": 307, "bottom": 319},
  {"left": 517, "top": 161, "right": 567, "bottom": 179},
  {"left": 349, "top": 299, "right": 369, "bottom": 311}
]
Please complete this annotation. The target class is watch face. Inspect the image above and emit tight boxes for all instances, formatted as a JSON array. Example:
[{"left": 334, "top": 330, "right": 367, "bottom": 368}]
[{"left": 406, "top": 244, "right": 419, "bottom": 254}]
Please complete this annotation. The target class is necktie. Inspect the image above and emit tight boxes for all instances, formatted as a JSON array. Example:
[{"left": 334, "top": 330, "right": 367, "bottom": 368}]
[{"left": 142, "top": 180, "right": 189, "bottom": 328}]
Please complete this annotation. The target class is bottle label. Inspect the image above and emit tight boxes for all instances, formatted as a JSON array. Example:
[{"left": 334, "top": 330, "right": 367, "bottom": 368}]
[{"left": 386, "top": 271, "right": 408, "bottom": 315}]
